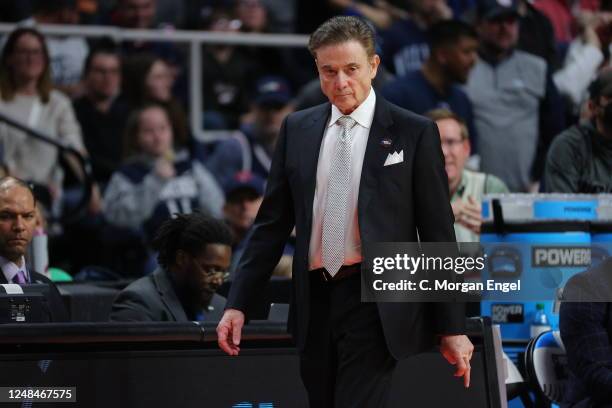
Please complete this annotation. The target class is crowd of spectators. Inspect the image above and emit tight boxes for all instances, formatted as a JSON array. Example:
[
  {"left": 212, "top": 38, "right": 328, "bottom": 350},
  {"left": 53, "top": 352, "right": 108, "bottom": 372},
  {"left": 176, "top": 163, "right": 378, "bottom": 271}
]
[{"left": 0, "top": 0, "right": 611, "bottom": 278}]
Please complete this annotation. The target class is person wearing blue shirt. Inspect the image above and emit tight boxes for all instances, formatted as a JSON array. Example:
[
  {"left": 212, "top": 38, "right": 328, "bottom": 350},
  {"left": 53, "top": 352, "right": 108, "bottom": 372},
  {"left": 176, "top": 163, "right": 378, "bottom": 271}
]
[{"left": 382, "top": 20, "right": 479, "bottom": 152}]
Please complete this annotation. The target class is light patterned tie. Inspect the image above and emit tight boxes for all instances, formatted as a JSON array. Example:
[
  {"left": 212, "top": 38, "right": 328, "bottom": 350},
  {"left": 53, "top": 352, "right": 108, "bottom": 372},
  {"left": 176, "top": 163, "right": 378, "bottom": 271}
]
[{"left": 322, "top": 115, "right": 357, "bottom": 277}]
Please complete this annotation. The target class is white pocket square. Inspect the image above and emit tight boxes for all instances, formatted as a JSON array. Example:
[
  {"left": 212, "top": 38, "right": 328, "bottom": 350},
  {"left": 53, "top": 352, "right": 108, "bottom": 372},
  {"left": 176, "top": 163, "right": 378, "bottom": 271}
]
[{"left": 384, "top": 150, "right": 404, "bottom": 167}]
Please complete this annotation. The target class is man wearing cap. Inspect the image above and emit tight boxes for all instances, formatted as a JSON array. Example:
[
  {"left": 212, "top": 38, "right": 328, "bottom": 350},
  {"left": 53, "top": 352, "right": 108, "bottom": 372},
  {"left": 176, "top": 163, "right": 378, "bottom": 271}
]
[
  {"left": 223, "top": 171, "right": 294, "bottom": 279},
  {"left": 206, "top": 76, "right": 294, "bottom": 186},
  {"left": 217, "top": 16, "right": 472, "bottom": 407},
  {"left": 544, "top": 70, "right": 612, "bottom": 193},
  {"left": 465, "top": 0, "right": 564, "bottom": 192}
]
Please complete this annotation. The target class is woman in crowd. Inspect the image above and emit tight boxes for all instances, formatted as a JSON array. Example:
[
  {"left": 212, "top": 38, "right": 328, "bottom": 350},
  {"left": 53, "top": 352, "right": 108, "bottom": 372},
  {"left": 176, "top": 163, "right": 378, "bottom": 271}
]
[
  {"left": 122, "top": 53, "right": 190, "bottom": 150},
  {"left": 0, "top": 27, "right": 93, "bottom": 211},
  {"left": 103, "top": 103, "right": 224, "bottom": 240}
]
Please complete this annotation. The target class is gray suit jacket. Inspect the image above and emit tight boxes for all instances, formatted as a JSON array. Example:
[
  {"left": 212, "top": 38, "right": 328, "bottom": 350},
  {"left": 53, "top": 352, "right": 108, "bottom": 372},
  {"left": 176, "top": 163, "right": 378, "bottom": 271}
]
[{"left": 110, "top": 268, "right": 226, "bottom": 322}]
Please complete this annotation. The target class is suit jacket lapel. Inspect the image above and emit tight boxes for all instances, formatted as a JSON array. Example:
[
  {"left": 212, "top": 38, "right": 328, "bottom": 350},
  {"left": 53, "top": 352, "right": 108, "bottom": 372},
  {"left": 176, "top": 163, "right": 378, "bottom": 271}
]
[
  {"left": 358, "top": 97, "right": 395, "bottom": 234},
  {"left": 154, "top": 268, "right": 188, "bottom": 321},
  {"left": 301, "top": 103, "right": 331, "bottom": 231}
]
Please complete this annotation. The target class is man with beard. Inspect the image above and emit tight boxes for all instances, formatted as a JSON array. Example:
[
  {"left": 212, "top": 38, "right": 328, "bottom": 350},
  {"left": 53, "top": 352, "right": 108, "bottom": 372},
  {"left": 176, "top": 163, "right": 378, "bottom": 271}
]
[
  {"left": 382, "top": 20, "right": 479, "bottom": 150},
  {"left": 544, "top": 70, "right": 612, "bottom": 193},
  {"left": 110, "top": 213, "right": 232, "bottom": 322},
  {"left": 465, "top": 0, "right": 564, "bottom": 192}
]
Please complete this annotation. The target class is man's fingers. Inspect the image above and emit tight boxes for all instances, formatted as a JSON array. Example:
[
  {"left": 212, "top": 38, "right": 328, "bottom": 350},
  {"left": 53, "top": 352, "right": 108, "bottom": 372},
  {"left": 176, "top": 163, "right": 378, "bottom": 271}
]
[
  {"left": 232, "top": 319, "right": 243, "bottom": 347},
  {"left": 454, "top": 354, "right": 468, "bottom": 377},
  {"left": 463, "top": 357, "right": 471, "bottom": 388},
  {"left": 217, "top": 325, "right": 232, "bottom": 354},
  {"left": 453, "top": 355, "right": 471, "bottom": 388}
]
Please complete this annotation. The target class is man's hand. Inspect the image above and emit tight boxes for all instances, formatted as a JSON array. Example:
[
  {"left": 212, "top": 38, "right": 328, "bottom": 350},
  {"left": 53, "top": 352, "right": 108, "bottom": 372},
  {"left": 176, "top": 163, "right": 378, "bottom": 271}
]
[
  {"left": 440, "top": 335, "right": 474, "bottom": 388},
  {"left": 452, "top": 197, "right": 482, "bottom": 234},
  {"left": 460, "top": 196, "right": 482, "bottom": 234},
  {"left": 217, "top": 309, "right": 245, "bottom": 356}
]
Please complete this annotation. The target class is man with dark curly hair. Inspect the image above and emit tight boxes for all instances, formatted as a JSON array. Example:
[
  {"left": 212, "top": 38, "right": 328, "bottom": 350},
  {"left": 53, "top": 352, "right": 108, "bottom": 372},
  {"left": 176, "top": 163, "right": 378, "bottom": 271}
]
[{"left": 110, "top": 212, "right": 232, "bottom": 322}]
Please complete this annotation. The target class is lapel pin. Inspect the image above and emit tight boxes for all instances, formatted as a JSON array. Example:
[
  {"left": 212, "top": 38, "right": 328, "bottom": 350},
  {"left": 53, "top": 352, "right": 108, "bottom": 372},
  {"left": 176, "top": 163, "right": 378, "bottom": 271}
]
[{"left": 380, "top": 138, "right": 392, "bottom": 148}]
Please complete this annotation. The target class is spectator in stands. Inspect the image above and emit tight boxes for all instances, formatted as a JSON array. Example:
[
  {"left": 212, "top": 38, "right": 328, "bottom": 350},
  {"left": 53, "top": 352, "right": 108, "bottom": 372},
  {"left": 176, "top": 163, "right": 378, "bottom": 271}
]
[
  {"left": 24, "top": 0, "right": 89, "bottom": 98},
  {"left": 223, "top": 171, "right": 264, "bottom": 250},
  {"left": 110, "top": 212, "right": 232, "bottom": 322},
  {"left": 122, "top": 53, "right": 189, "bottom": 152},
  {"left": 427, "top": 109, "right": 508, "bottom": 242},
  {"left": 379, "top": 0, "right": 452, "bottom": 76},
  {"left": 222, "top": 171, "right": 264, "bottom": 274},
  {"left": 73, "top": 40, "right": 129, "bottom": 187},
  {"left": 109, "top": 0, "right": 186, "bottom": 101},
  {"left": 532, "top": 0, "right": 575, "bottom": 45},
  {"left": 544, "top": 70, "right": 612, "bottom": 193},
  {"left": 0, "top": 177, "right": 68, "bottom": 321},
  {"left": 553, "top": 10, "right": 612, "bottom": 115},
  {"left": 559, "top": 257, "right": 612, "bottom": 407},
  {"left": 222, "top": 171, "right": 293, "bottom": 279},
  {"left": 200, "top": 6, "right": 261, "bottom": 129},
  {"left": 0, "top": 28, "right": 95, "bottom": 212},
  {"left": 328, "top": 0, "right": 394, "bottom": 29},
  {"left": 206, "top": 76, "right": 294, "bottom": 185},
  {"left": 103, "top": 103, "right": 224, "bottom": 241},
  {"left": 110, "top": 0, "right": 156, "bottom": 29},
  {"left": 382, "top": 20, "right": 479, "bottom": 150},
  {"left": 516, "top": 0, "right": 559, "bottom": 71},
  {"left": 465, "top": 0, "right": 565, "bottom": 192}
]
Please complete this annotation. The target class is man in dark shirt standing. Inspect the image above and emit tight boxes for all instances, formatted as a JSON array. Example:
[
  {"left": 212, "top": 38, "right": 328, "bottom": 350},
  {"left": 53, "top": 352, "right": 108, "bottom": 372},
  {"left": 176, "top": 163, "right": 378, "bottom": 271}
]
[
  {"left": 382, "top": 20, "right": 479, "bottom": 150},
  {"left": 544, "top": 70, "right": 612, "bottom": 193},
  {"left": 73, "top": 42, "right": 129, "bottom": 186}
]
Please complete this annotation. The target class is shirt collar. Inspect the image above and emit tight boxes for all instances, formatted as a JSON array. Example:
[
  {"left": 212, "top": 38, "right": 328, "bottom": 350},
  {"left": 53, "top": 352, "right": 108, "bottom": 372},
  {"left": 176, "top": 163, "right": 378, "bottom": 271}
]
[
  {"left": 0, "top": 256, "right": 28, "bottom": 283},
  {"left": 329, "top": 87, "right": 377, "bottom": 129},
  {"left": 451, "top": 170, "right": 468, "bottom": 202}
]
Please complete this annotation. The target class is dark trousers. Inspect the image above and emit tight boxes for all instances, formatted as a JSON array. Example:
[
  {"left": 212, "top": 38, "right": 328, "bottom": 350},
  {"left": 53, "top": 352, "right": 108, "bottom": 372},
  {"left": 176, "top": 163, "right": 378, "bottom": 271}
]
[{"left": 300, "top": 268, "right": 396, "bottom": 408}]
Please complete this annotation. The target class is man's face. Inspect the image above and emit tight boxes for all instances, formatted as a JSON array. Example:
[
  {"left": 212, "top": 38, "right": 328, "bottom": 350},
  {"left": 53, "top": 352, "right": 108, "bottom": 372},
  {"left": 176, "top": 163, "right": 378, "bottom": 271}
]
[
  {"left": 316, "top": 40, "right": 379, "bottom": 115},
  {"left": 253, "top": 104, "right": 293, "bottom": 144},
  {"left": 235, "top": 0, "right": 267, "bottom": 32},
  {"left": 223, "top": 190, "right": 263, "bottom": 233},
  {"left": 478, "top": 15, "right": 519, "bottom": 53},
  {"left": 85, "top": 53, "right": 121, "bottom": 100},
  {"left": 118, "top": 0, "right": 156, "bottom": 28},
  {"left": 439, "top": 36, "right": 479, "bottom": 84},
  {"left": 0, "top": 185, "right": 36, "bottom": 263},
  {"left": 437, "top": 118, "right": 470, "bottom": 187},
  {"left": 183, "top": 244, "right": 232, "bottom": 308}
]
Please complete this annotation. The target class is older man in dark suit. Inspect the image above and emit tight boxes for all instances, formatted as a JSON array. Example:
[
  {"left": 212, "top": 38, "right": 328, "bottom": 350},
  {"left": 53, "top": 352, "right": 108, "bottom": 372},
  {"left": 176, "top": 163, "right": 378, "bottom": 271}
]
[{"left": 217, "top": 16, "right": 473, "bottom": 407}]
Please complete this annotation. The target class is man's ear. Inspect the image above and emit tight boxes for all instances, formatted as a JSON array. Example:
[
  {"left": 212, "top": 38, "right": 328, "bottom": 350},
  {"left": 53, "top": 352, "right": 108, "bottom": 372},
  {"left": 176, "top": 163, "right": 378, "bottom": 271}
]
[{"left": 370, "top": 54, "right": 380, "bottom": 79}]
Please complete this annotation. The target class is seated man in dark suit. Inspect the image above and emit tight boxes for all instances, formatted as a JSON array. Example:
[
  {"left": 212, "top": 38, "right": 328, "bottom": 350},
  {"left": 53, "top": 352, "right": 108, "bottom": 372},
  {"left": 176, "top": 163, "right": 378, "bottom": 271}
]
[
  {"left": 110, "top": 213, "right": 232, "bottom": 322},
  {"left": 0, "top": 176, "right": 68, "bottom": 322},
  {"left": 560, "top": 257, "right": 612, "bottom": 407}
]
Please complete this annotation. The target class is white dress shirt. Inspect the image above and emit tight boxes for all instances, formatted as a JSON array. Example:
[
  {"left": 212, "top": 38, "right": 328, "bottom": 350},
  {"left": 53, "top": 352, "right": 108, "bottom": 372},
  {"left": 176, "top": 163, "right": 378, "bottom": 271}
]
[
  {"left": 0, "top": 256, "right": 29, "bottom": 284},
  {"left": 309, "top": 88, "right": 377, "bottom": 271}
]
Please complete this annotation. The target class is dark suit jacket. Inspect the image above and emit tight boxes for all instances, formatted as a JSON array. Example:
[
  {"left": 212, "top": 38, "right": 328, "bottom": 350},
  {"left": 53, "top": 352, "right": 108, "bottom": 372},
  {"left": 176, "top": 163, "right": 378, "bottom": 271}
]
[
  {"left": 560, "top": 259, "right": 612, "bottom": 407},
  {"left": 226, "top": 96, "right": 465, "bottom": 360},
  {"left": 0, "top": 270, "right": 69, "bottom": 322},
  {"left": 110, "top": 268, "right": 226, "bottom": 322}
]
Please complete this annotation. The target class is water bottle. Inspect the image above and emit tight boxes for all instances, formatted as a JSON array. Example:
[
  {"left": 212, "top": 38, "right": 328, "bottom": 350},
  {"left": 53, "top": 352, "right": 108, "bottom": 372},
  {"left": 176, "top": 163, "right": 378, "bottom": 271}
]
[{"left": 530, "top": 303, "right": 551, "bottom": 338}]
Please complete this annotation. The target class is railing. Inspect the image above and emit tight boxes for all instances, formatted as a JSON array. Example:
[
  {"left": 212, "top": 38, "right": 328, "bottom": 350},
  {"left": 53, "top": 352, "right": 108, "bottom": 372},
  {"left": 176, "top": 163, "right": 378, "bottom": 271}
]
[{"left": 0, "top": 23, "right": 310, "bottom": 141}]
